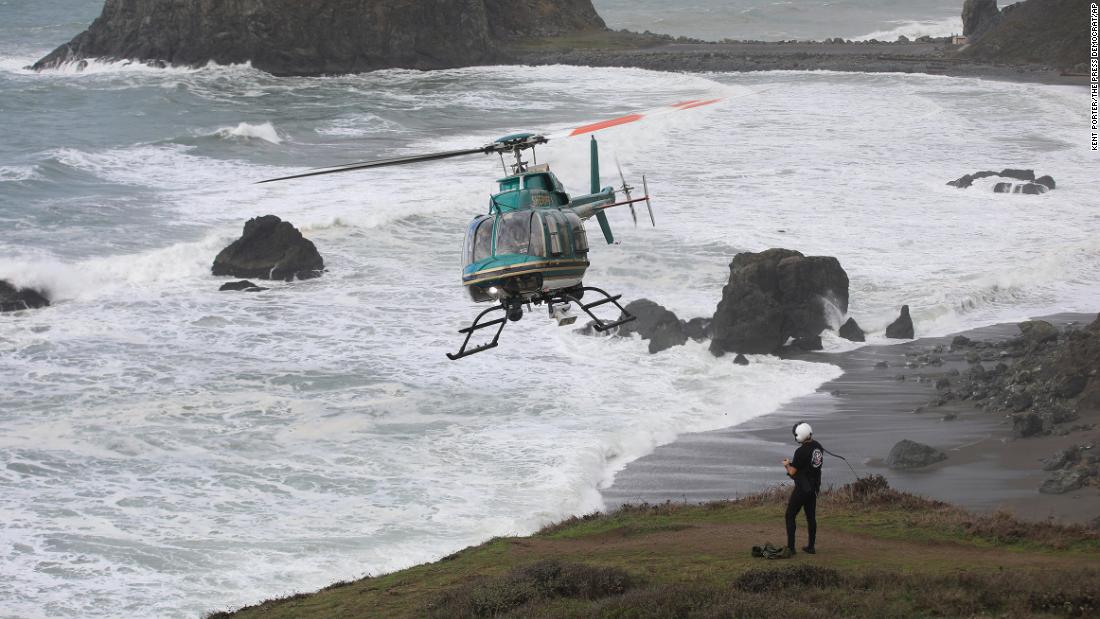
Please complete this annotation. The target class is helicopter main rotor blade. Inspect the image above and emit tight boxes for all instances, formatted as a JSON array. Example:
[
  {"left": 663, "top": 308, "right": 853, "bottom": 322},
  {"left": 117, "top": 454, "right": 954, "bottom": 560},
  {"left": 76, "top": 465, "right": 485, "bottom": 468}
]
[{"left": 256, "top": 145, "right": 493, "bottom": 184}]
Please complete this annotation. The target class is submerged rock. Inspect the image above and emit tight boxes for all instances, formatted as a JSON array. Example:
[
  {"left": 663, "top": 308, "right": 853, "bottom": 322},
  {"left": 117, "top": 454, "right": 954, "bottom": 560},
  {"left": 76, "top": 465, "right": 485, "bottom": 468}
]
[
  {"left": 219, "top": 280, "right": 268, "bottom": 292},
  {"left": 212, "top": 215, "right": 324, "bottom": 281},
  {"left": 0, "top": 280, "right": 50, "bottom": 312},
  {"left": 885, "top": 439, "right": 947, "bottom": 470},
  {"left": 733, "top": 353, "right": 750, "bottom": 366},
  {"left": 616, "top": 298, "right": 687, "bottom": 354},
  {"left": 838, "top": 317, "right": 865, "bottom": 342},
  {"left": 885, "top": 305, "right": 914, "bottom": 339},
  {"left": 709, "top": 248, "right": 849, "bottom": 356},
  {"left": 994, "top": 182, "right": 1048, "bottom": 195},
  {"left": 1035, "top": 175, "right": 1056, "bottom": 190}
]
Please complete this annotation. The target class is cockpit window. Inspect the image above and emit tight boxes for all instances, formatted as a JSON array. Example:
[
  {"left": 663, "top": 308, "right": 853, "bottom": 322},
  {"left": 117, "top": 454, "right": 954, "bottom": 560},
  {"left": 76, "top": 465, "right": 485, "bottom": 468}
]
[
  {"left": 472, "top": 218, "right": 494, "bottom": 262},
  {"left": 494, "top": 212, "right": 533, "bottom": 256}
]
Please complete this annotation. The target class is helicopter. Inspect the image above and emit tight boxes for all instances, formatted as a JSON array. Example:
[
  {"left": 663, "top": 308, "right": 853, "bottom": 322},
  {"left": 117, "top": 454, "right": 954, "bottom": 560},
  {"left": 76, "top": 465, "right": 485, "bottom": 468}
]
[{"left": 259, "top": 98, "right": 724, "bottom": 360}]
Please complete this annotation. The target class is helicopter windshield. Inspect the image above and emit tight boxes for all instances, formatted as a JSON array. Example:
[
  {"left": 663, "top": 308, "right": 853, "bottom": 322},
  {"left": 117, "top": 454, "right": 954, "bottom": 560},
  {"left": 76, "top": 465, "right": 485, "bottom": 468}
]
[{"left": 495, "top": 211, "right": 539, "bottom": 256}]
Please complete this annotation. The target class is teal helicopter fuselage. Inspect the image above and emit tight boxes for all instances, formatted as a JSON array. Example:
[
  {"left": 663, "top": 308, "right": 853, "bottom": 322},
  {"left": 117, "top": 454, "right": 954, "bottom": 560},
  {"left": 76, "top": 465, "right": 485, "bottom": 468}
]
[{"left": 461, "top": 134, "right": 618, "bottom": 303}]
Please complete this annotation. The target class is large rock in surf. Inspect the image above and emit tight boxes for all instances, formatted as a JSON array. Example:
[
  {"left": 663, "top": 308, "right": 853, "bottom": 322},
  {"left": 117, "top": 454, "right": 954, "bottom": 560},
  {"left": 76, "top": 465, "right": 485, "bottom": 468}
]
[
  {"left": 0, "top": 280, "right": 50, "bottom": 312},
  {"left": 212, "top": 215, "right": 324, "bottom": 281},
  {"left": 709, "top": 249, "right": 849, "bottom": 356},
  {"left": 616, "top": 299, "right": 688, "bottom": 354},
  {"left": 885, "top": 439, "right": 947, "bottom": 470},
  {"left": 33, "top": 0, "right": 606, "bottom": 75},
  {"left": 885, "top": 305, "right": 914, "bottom": 339}
]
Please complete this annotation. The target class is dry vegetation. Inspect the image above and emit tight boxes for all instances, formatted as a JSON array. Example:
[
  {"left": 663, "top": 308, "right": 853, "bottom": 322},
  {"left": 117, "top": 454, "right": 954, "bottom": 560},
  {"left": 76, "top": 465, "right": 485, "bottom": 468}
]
[{"left": 209, "top": 477, "right": 1100, "bottom": 619}]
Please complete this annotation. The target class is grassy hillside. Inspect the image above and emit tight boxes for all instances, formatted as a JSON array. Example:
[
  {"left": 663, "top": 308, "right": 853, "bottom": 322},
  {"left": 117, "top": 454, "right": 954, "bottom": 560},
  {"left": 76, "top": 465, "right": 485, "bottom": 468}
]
[{"left": 207, "top": 477, "right": 1099, "bottom": 618}]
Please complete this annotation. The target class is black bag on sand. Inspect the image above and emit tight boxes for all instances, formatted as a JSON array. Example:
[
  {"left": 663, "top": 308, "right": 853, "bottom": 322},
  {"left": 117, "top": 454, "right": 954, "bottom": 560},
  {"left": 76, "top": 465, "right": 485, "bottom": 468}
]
[{"left": 751, "top": 542, "right": 793, "bottom": 559}]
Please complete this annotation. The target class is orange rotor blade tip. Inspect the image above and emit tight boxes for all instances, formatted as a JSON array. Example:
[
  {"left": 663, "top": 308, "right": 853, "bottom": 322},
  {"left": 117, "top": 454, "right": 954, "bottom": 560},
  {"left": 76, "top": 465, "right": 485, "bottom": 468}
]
[{"left": 569, "top": 113, "right": 646, "bottom": 137}]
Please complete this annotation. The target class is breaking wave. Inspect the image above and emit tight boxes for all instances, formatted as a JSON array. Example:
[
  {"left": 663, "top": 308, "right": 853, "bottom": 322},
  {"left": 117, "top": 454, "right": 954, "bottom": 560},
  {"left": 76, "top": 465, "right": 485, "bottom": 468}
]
[
  {"left": 214, "top": 122, "right": 283, "bottom": 144},
  {"left": 853, "top": 16, "right": 963, "bottom": 41}
]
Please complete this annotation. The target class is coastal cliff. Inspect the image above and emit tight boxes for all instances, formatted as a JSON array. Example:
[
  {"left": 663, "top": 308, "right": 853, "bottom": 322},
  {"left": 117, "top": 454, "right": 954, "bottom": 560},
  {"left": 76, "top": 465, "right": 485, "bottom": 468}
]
[
  {"left": 32, "top": 0, "right": 606, "bottom": 75},
  {"left": 961, "top": 0, "right": 1090, "bottom": 71}
]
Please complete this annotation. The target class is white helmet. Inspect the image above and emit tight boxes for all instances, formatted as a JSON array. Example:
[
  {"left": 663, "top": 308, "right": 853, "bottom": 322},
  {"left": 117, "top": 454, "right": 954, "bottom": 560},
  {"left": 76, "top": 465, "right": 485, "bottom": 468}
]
[{"left": 793, "top": 422, "right": 813, "bottom": 443}]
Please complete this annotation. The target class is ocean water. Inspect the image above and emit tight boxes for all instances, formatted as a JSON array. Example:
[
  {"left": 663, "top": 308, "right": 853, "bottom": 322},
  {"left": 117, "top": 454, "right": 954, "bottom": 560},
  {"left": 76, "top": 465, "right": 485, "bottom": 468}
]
[
  {"left": 2, "top": 2, "right": 1099, "bottom": 618},
  {"left": 594, "top": 0, "right": 964, "bottom": 41}
]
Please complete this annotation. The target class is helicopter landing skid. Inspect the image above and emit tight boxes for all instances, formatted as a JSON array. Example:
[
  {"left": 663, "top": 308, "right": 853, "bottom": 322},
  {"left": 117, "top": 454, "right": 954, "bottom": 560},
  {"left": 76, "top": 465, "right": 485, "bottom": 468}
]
[
  {"left": 559, "top": 286, "right": 636, "bottom": 333},
  {"left": 447, "top": 287, "right": 635, "bottom": 360},
  {"left": 446, "top": 304, "right": 509, "bottom": 361}
]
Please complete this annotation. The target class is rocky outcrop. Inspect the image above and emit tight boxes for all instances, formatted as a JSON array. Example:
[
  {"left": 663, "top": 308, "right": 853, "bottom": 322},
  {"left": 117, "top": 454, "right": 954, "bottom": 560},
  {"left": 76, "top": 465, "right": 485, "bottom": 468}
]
[
  {"left": 0, "top": 280, "right": 50, "bottom": 312},
  {"left": 934, "top": 315, "right": 1100, "bottom": 439},
  {"left": 947, "top": 169, "right": 1055, "bottom": 193},
  {"left": 885, "top": 439, "right": 947, "bottom": 470},
  {"left": 33, "top": 0, "right": 606, "bottom": 75},
  {"left": 839, "top": 317, "right": 865, "bottom": 342},
  {"left": 1038, "top": 443, "right": 1097, "bottom": 494},
  {"left": 959, "top": 0, "right": 1089, "bottom": 71},
  {"left": 709, "top": 249, "right": 849, "bottom": 356},
  {"left": 212, "top": 215, "right": 324, "bottom": 281},
  {"left": 616, "top": 299, "right": 688, "bottom": 354},
  {"left": 885, "top": 305, "right": 914, "bottom": 339},
  {"left": 961, "top": 0, "right": 1001, "bottom": 40}
]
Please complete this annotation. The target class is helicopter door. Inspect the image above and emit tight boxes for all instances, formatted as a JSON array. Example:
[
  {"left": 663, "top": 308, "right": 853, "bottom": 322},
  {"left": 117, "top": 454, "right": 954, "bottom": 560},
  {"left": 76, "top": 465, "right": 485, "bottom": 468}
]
[{"left": 544, "top": 211, "right": 567, "bottom": 257}]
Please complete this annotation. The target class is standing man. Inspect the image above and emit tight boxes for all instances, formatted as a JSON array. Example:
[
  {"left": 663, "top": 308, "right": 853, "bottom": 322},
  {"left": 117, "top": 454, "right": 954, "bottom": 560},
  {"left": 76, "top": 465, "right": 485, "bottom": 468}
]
[{"left": 782, "top": 422, "right": 823, "bottom": 555}]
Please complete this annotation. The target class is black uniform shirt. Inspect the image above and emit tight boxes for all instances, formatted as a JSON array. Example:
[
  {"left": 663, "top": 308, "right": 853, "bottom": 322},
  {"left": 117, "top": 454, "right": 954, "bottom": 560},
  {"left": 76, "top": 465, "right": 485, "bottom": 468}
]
[{"left": 789, "top": 439, "right": 824, "bottom": 494}]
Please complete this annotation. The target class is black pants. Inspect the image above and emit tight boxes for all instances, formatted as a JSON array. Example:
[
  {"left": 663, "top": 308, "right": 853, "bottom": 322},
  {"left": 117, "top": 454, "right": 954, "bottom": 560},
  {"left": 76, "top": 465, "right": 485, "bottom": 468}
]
[{"left": 786, "top": 487, "right": 817, "bottom": 550}]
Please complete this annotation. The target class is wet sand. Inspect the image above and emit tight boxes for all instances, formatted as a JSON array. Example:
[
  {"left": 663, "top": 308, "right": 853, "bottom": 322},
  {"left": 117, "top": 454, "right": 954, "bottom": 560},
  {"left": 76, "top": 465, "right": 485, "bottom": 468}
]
[{"left": 603, "top": 314, "right": 1100, "bottom": 526}]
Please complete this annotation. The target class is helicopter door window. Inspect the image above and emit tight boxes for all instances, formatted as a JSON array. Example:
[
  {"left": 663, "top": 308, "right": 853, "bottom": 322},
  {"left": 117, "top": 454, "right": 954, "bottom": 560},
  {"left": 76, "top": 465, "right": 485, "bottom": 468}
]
[
  {"left": 472, "top": 218, "right": 494, "bottom": 262},
  {"left": 494, "top": 212, "right": 532, "bottom": 256},
  {"left": 565, "top": 213, "right": 588, "bottom": 254}
]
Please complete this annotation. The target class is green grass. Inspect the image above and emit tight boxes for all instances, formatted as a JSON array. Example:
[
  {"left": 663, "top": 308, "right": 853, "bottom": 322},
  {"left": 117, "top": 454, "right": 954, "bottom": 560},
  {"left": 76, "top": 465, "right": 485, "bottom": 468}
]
[{"left": 207, "top": 477, "right": 1100, "bottom": 618}]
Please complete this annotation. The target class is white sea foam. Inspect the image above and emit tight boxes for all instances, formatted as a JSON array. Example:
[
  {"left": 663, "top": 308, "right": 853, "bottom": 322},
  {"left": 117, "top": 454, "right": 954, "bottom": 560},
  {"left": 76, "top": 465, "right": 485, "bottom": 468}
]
[
  {"left": 215, "top": 122, "right": 283, "bottom": 144},
  {"left": 0, "top": 164, "right": 37, "bottom": 182},
  {"left": 853, "top": 16, "right": 963, "bottom": 41},
  {"left": 2, "top": 64, "right": 1099, "bottom": 619}
]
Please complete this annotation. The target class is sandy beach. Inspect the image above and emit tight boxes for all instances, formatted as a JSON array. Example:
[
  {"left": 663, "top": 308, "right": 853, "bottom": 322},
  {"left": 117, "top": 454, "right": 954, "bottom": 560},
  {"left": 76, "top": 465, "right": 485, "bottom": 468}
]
[{"left": 604, "top": 314, "right": 1100, "bottom": 526}]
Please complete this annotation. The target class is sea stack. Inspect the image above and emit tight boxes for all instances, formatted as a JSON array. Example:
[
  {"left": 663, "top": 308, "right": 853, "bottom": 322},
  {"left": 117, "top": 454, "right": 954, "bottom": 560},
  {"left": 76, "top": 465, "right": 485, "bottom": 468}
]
[
  {"left": 709, "top": 248, "right": 849, "bottom": 356},
  {"left": 33, "top": 0, "right": 606, "bottom": 75}
]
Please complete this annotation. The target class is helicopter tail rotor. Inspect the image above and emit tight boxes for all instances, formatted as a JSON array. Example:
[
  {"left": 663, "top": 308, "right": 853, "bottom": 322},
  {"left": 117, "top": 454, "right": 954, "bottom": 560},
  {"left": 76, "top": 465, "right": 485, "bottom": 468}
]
[
  {"left": 643, "top": 175, "right": 654, "bottom": 226},
  {"left": 616, "top": 159, "right": 637, "bottom": 228}
]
